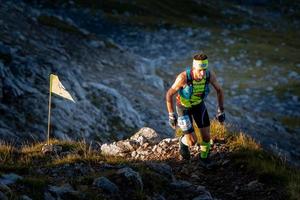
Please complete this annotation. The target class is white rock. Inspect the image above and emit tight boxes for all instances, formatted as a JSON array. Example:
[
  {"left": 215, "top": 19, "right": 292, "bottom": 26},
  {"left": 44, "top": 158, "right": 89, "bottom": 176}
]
[
  {"left": 131, "top": 151, "right": 137, "bottom": 158},
  {"left": 266, "top": 86, "right": 273, "bottom": 91},
  {"left": 256, "top": 60, "right": 262, "bottom": 67},
  {"left": 130, "top": 127, "right": 161, "bottom": 144},
  {"left": 101, "top": 143, "right": 123, "bottom": 156},
  {"left": 157, "top": 146, "right": 164, "bottom": 153}
]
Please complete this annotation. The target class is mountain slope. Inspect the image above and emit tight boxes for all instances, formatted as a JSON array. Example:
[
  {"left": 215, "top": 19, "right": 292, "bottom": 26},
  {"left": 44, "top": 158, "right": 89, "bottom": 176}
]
[{"left": 0, "top": 121, "right": 298, "bottom": 200}]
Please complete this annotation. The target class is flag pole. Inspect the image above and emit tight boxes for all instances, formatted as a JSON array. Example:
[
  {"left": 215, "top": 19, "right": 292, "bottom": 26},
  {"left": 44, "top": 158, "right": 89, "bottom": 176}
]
[{"left": 47, "top": 74, "right": 52, "bottom": 145}]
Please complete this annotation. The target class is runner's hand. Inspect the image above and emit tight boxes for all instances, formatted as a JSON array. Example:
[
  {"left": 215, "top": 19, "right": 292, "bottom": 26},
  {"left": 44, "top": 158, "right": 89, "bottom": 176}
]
[
  {"left": 216, "top": 107, "right": 225, "bottom": 123},
  {"left": 168, "top": 112, "right": 177, "bottom": 129}
]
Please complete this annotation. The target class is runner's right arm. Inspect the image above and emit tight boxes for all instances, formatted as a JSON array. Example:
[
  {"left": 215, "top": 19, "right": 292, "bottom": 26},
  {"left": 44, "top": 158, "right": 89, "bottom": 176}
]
[{"left": 166, "top": 72, "right": 186, "bottom": 113}]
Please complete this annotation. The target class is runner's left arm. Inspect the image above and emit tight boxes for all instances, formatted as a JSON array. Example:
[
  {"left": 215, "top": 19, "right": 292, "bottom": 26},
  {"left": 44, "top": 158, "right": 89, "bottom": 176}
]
[{"left": 210, "top": 70, "right": 224, "bottom": 111}]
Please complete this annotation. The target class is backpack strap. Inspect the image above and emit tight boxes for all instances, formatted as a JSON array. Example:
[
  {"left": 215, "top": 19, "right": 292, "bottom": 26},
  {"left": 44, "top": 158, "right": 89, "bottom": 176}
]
[
  {"left": 206, "top": 70, "right": 210, "bottom": 83},
  {"left": 186, "top": 68, "right": 193, "bottom": 85},
  {"left": 201, "top": 70, "right": 211, "bottom": 99}
]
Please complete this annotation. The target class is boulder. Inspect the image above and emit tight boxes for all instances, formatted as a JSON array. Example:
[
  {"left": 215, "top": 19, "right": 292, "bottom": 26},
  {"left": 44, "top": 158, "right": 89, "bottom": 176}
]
[
  {"left": 93, "top": 177, "right": 119, "bottom": 194},
  {"left": 130, "top": 127, "right": 161, "bottom": 145},
  {"left": 147, "top": 162, "right": 174, "bottom": 180},
  {"left": 48, "top": 183, "right": 81, "bottom": 199},
  {"left": 117, "top": 167, "right": 143, "bottom": 192},
  {"left": 0, "top": 173, "right": 23, "bottom": 185},
  {"left": 0, "top": 191, "right": 8, "bottom": 200},
  {"left": 100, "top": 143, "right": 124, "bottom": 156}
]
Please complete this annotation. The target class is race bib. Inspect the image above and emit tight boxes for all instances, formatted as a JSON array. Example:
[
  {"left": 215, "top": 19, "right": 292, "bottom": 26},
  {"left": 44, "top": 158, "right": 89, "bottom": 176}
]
[{"left": 178, "top": 115, "right": 192, "bottom": 131}]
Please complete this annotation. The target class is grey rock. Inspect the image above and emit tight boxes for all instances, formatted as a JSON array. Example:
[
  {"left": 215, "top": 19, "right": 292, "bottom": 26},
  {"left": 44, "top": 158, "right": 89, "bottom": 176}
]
[
  {"left": 0, "top": 44, "right": 12, "bottom": 64},
  {"left": 0, "top": 183, "right": 10, "bottom": 193},
  {"left": 88, "top": 40, "right": 105, "bottom": 49},
  {"left": 20, "top": 195, "right": 32, "bottom": 200},
  {"left": 193, "top": 185, "right": 213, "bottom": 200},
  {"left": 152, "top": 194, "right": 166, "bottom": 200},
  {"left": 44, "top": 192, "right": 56, "bottom": 200},
  {"left": 144, "top": 75, "right": 164, "bottom": 90},
  {"left": 93, "top": 177, "right": 119, "bottom": 194},
  {"left": 246, "top": 180, "right": 263, "bottom": 190},
  {"left": 89, "top": 82, "right": 144, "bottom": 127},
  {"left": 0, "top": 61, "right": 5, "bottom": 77},
  {"left": 0, "top": 173, "right": 23, "bottom": 185},
  {"left": 117, "top": 167, "right": 143, "bottom": 191},
  {"left": 292, "top": 96, "right": 298, "bottom": 102},
  {"left": 170, "top": 180, "right": 193, "bottom": 190},
  {"left": 256, "top": 59, "right": 262, "bottom": 67},
  {"left": 119, "top": 140, "right": 137, "bottom": 151},
  {"left": 192, "top": 193, "right": 213, "bottom": 200},
  {"left": 288, "top": 71, "right": 298, "bottom": 79},
  {"left": 48, "top": 183, "right": 76, "bottom": 196},
  {"left": 147, "top": 163, "right": 174, "bottom": 180},
  {"left": 0, "top": 191, "right": 8, "bottom": 200},
  {"left": 266, "top": 86, "right": 273, "bottom": 92}
]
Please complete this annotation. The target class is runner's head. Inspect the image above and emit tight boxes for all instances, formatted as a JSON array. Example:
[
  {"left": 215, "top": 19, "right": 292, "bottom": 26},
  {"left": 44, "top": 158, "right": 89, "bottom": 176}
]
[
  {"left": 193, "top": 54, "right": 208, "bottom": 77},
  {"left": 193, "top": 54, "right": 208, "bottom": 70}
]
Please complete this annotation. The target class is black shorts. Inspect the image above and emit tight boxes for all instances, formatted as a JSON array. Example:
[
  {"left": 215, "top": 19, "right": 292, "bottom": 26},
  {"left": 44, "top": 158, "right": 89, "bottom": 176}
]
[{"left": 176, "top": 102, "right": 210, "bottom": 134}]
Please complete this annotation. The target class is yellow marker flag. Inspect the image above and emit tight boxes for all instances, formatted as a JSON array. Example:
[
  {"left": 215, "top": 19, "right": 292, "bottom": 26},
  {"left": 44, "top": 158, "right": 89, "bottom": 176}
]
[{"left": 50, "top": 74, "right": 75, "bottom": 102}]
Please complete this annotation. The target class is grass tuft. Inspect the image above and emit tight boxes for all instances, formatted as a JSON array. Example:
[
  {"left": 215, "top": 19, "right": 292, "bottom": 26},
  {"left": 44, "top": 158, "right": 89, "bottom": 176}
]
[
  {"left": 228, "top": 132, "right": 261, "bottom": 151},
  {"left": 0, "top": 142, "right": 17, "bottom": 163}
]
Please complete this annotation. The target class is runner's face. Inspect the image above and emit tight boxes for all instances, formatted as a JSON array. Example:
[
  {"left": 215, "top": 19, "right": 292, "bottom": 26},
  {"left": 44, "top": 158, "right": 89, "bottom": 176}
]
[{"left": 193, "top": 68, "right": 206, "bottom": 79}]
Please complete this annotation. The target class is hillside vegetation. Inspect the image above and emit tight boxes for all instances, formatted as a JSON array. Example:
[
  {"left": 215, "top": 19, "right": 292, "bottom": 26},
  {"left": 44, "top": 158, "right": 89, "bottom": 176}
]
[{"left": 0, "top": 121, "right": 299, "bottom": 199}]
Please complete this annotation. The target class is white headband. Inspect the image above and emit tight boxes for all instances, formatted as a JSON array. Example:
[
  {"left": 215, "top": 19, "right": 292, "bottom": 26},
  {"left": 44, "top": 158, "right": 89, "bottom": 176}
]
[{"left": 193, "top": 59, "right": 208, "bottom": 69}]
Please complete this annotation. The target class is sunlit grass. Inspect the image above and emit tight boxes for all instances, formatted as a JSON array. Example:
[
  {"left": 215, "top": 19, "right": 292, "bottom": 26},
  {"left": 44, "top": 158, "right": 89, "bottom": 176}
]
[
  {"left": 0, "top": 141, "right": 17, "bottom": 163},
  {"left": 50, "top": 154, "right": 83, "bottom": 166},
  {"left": 1, "top": 124, "right": 299, "bottom": 199},
  {"left": 176, "top": 120, "right": 300, "bottom": 199},
  {"left": 228, "top": 132, "right": 261, "bottom": 151},
  {"left": 229, "top": 133, "right": 300, "bottom": 200}
]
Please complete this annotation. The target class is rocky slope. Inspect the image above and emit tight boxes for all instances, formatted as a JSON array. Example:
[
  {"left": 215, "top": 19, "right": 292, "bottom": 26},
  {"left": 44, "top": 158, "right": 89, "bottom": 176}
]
[
  {"left": 0, "top": 0, "right": 170, "bottom": 143},
  {"left": 0, "top": 127, "right": 289, "bottom": 200},
  {"left": 1, "top": 0, "right": 300, "bottom": 166}
]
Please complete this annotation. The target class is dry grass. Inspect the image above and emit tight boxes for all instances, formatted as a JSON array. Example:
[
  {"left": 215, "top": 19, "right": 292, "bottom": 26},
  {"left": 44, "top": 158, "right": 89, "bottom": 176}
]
[
  {"left": 1, "top": 126, "right": 299, "bottom": 199},
  {"left": 176, "top": 120, "right": 299, "bottom": 199},
  {"left": 0, "top": 141, "right": 17, "bottom": 163},
  {"left": 228, "top": 132, "right": 261, "bottom": 151}
]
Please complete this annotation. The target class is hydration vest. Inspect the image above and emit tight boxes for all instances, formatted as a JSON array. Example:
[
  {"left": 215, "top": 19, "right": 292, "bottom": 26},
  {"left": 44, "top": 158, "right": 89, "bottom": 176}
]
[{"left": 177, "top": 68, "right": 210, "bottom": 107}]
